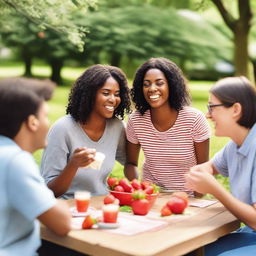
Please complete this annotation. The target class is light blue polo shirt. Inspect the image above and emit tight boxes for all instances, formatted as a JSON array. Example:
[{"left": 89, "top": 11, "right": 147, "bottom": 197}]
[
  {"left": 213, "top": 123, "right": 256, "bottom": 205},
  {"left": 0, "top": 136, "right": 56, "bottom": 256}
]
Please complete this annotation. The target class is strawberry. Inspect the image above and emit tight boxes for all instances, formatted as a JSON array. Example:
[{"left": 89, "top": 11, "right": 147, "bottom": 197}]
[
  {"left": 141, "top": 180, "right": 152, "bottom": 190},
  {"left": 114, "top": 185, "right": 125, "bottom": 192},
  {"left": 167, "top": 196, "right": 186, "bottom": 214},
  {"left": 131, "top": 191, "right": 150, "bottom": 215},
  {"left": 160, "top": 205, "right": 172, "bottom": 217},
  {"left": 107, "top": 177, "right": 118, "bottom": 189},
  {"left": 131, "top": 179, "right": 141, "bottom": 190},
  {"left": 82, "top": 215, "right": 97, "bottom": 229},
  {"left": 119, "top": 178, "right": 133, "bottom": 192},
  {"left": 103, "top": 194, "right": 116, "bottom": 204},
  {"left": 144, "top": 186, "right": 154, "bottom": 194},
  {"left": 171, "top": 192, "right": 189, "bottom": 207}
]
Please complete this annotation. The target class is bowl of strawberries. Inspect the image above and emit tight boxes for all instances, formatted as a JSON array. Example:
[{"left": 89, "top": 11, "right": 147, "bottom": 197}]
[{"left": 107, "top": 177, "right": 159, "bottom": 208}]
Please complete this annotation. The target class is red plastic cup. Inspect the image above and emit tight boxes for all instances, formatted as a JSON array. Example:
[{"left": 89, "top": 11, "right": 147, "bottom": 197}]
[
  {"left": 102, "top": 204, "right": 119, "bottom": 223},
  {"left": 74, "top": 191, "right": 91, "bottom": 212}
]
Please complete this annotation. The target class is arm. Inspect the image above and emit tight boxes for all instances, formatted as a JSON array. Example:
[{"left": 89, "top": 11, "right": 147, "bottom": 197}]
[
  {"left": 38, "top": 200, "right": 71, "bottom": 235},
  {"left": 124, "top": 141, "right": 140, "bottom": 181},
  {"left": 47, "top": 147, "right": 96, "bottom": 197},
  {"left": 194, "top": 139, "right": 209, "bottom": 164},
  {"left": 186, "top": 165, "right": 256, "bottom": 230}
]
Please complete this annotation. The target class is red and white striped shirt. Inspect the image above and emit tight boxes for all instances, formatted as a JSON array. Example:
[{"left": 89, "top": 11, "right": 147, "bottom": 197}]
[{"left": 126, "top": 107, "right": 210, "bottom": 193}]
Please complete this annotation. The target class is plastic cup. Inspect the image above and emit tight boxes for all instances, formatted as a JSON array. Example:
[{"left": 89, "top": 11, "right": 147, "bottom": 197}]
[
  {"left": 87, "top": 152, "right": 105, "bottom": 170},
  {"left": 102, "top": 204, "right": 119, "bottom": 223},
  {"left": 74, "top": 191, "right": 91, "bottom": 212}
]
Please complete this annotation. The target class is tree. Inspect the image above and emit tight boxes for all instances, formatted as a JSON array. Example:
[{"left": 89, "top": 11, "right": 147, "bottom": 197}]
[
  {"left": 209, "top": 0, "right": 253, "bottom": 80},
  {"left": 0, "top": 0, "right": 97, "bottom": 50},
  {"left": 81, "top": 5, "right": 230, "bottom": 76}
]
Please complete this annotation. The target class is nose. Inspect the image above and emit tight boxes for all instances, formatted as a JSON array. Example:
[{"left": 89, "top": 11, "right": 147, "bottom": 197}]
[
  {"left": 148, "top": 83, "right": 157, "bottom": 92},
  {"left": 108, "top": 94, "right": 115, "bottom": 103},
  {"left": 205, "top": 111, "right": 211, "bottom": 119}
]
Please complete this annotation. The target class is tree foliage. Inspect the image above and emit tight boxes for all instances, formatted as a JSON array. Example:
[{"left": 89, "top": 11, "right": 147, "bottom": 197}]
[
  {"left": 0, "top": 0, "right": 97, "bottom": 50},
  {"left": 82, "top": 5, "right": 231, "bottom": 71}
]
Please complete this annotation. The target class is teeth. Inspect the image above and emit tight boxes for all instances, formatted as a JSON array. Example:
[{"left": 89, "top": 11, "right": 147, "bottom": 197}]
[
  {"left": 149, "top": 95, "right": 160, "bottom": 100},
  {"left": 105, "top": 106, "right": 114, "bottom": 111}
]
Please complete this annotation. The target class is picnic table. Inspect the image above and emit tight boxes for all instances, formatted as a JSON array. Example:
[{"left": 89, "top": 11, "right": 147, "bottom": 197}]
[{"left": 41, "top": 193, "right": 240, "bottom": 256}]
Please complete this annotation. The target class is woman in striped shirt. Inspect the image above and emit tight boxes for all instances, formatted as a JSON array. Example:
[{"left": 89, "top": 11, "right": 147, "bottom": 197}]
[{"left": 124, "top": 57, "right": 210, "bottom": 195}]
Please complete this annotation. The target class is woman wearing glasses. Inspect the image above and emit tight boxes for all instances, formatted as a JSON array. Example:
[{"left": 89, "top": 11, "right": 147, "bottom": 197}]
[
  {"left": 186, "top": 76, "right": 256, "bottom": 255},
  {"left": 124, "top": 57, "right": 210, "bottom": 195}
]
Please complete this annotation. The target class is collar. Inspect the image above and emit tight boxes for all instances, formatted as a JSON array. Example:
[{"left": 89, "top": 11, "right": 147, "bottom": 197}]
[{"left": 237, "top": 123, "right": 256, "bottom": 156}]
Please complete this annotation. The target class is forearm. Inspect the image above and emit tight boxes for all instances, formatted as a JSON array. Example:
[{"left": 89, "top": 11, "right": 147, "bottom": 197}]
[
  {"left": 47, "top": 162, "right": 78, "bottom": 197},
  {"left": 124, "top": 163, "right": 139, "bottom": 181},
  {"left": 211, "top": 183, "right": 256, "bottom": 229}
]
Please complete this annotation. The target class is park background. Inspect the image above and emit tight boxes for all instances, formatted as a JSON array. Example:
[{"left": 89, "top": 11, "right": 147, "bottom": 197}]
[{"left": 1, "top": 0, "right": 256, "bottom": 191}]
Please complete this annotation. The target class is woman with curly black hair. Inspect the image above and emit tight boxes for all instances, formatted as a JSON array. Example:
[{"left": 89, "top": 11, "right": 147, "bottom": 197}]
[
  {"left": 41, "top": 64, "right": 131, "bottom": 199},
  {"left": 124, "top": 57, "right": 210, "bottom": 195}
]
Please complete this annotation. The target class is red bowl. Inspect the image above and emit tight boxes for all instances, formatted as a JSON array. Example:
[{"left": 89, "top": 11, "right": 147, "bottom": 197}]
[{"left": 110, "top": 190, "right": 159, "bottom": 208}]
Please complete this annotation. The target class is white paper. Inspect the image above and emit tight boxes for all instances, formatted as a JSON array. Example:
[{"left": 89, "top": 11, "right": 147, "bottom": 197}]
[{"left": 189, "top": 199, "right": 217, "bottom": 208}]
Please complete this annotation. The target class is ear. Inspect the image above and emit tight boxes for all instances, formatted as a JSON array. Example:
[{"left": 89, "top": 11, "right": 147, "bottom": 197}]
[
  {"left": 26, "top": 115, "right": 40, "bottom": 132},
  {"left": 232, "top": 102, "right": 242, "bottom": 120}
]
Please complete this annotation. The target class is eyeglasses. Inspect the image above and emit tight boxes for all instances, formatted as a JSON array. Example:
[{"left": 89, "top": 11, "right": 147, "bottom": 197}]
[{"left": 207, "top": 103, "right": 225, "bottom": 113}]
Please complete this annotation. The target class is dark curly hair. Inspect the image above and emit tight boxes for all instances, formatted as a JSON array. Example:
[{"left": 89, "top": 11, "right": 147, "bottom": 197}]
[
  {"left": 66, "top": 64, "right": 131, "bottom": 123},
  {"left": 131, "top": 57, "right": 191, "bottom": 115}
]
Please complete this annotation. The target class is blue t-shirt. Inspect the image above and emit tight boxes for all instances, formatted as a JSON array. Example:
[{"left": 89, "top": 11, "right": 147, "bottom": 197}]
[
  {"left": 213, "top": 123, "right": 256, "bottom": 205},
  {"left": 0, "top": 136, "right": 56, "bottom": 256}
]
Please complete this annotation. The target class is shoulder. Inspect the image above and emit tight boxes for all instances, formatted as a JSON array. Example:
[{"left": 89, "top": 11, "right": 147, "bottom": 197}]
[
  {"left": 51, "top": 115, "right": 75, "bottom": 129},
  {"left": 180, "top": 106, "right": 205, "bottom": 120},
  {"left": 49, "top": 115, "right": 77, "bottom": 135},
  {"left": 8, "top": 150, "right": 38, "bottom": 179},
  {"left": 108, "top": 118, "right": 125, "bottom": 130},
  {"left": 128, "top": 110, "right": 149, "bottom": 123}
]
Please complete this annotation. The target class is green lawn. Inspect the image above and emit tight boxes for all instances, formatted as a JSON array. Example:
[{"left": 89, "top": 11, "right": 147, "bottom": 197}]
[{"left": 0, "top": 63, "right": 229, "bottom": 189}]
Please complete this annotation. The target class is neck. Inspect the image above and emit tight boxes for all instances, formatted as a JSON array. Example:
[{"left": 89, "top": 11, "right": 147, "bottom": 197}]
[
  {"left": 81, "top": 115, "right": 106, "bottom": 132},
  {"left": 150, "top": 105, "right": 178, "bottom": 131},
  {"left": 229, "top": 125, "right": 250, "bottom": 146},
  {"left": 14, "top": 131, "right": 34, "bottom": 153}
]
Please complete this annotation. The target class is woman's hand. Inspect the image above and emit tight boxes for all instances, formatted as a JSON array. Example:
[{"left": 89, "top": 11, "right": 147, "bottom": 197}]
[
  {"left": 185, "top": 165, "right": 218, "bottom": 195},
  {"left": 69, "top": 147, "right": 96, "bottom": 169}
]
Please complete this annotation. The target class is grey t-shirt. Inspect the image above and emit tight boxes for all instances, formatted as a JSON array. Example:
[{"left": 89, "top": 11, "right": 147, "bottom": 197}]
[{"left": 40, "top": 115, "right": 126, "bottom": 199}]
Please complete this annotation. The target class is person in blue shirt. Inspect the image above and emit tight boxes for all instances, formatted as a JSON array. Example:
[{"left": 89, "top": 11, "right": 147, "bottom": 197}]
[
  {"left": 0, "top": 78, "right": 71, "bottom": 256},
  {"left": 186, "top": 76, "right": 256, "bottom": 256}
]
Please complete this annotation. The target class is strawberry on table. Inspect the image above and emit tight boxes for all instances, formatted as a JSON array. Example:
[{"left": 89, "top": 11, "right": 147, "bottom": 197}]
[
  {"left": 167, "top": 196, "right": 187, "bottom": 214},
  {"left": 171, "top": 191, "right": 189, "bottom": 207},
  {"left": 131, "top": 191, "right": 150, "bottom": 215},
  {"left": 160, "top": 205, "right": 172, "bottom": 217},
  {"left": 82, "top": 215, "right": 97, "bottom": 229}
]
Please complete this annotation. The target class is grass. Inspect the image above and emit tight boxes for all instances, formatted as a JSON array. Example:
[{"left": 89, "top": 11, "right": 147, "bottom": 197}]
[{"left": 0, "top": 62, "right": 230, "bottom": 189}]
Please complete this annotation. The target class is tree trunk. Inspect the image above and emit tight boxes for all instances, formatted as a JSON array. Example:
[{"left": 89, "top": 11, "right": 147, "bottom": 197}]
[
  {"left": 22, "top": 52, "right": 32, "bottom": 77},
  {"left": 233, "top": 23, "right": 249, "bottom": 77},
  {"left": 110, "top": 52, "right": 121, "bottom": 67},
  {"left": 251, "top": 59, "right": 256, "bottom": 83},
  {"left": 49, "top": 59, "right": 63, "bottom": 84}
]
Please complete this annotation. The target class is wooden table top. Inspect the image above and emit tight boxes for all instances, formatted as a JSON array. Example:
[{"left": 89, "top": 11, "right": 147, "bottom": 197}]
[{"left": 41, "top": 193, "right": 240, "bottom": 256}]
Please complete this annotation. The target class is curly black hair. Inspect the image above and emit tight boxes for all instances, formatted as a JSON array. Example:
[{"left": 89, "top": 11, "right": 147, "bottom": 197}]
[
  {"left": 66, "top": 64, "right": 131, "bottom": 123},
  {"left": 131, "top": 57, "right": 191, "bottom": 115}
]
